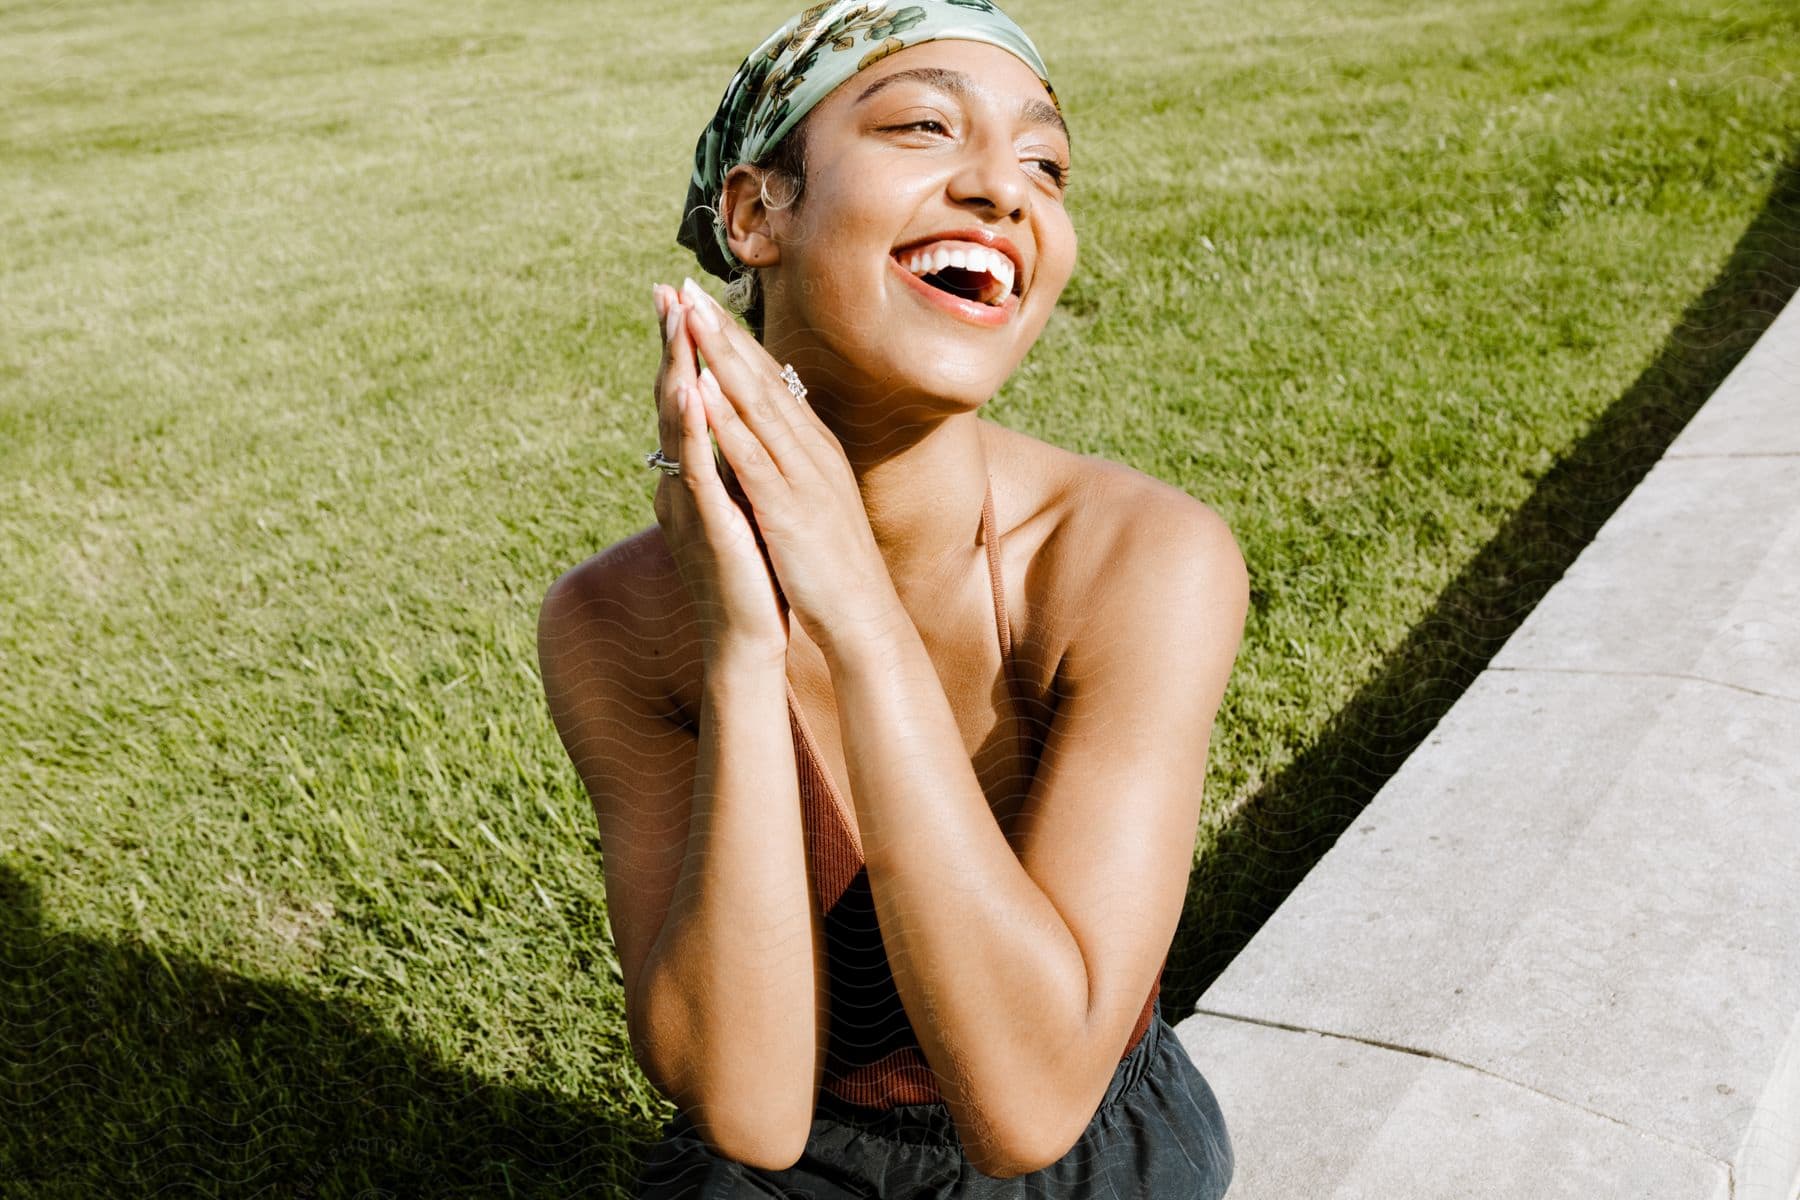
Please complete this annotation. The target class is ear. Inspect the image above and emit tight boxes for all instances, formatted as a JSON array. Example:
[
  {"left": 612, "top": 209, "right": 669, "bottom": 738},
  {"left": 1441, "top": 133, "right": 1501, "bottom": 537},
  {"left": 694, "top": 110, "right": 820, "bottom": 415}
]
[{"left": 720, "top": 163, "right": 785, "bottom": 268}]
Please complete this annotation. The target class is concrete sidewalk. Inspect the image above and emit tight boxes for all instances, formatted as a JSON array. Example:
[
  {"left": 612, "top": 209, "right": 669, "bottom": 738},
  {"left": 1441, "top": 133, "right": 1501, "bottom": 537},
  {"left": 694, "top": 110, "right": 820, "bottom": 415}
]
[{"left": 1177, "top": 296, "right": 1800, "bottom": 1198}]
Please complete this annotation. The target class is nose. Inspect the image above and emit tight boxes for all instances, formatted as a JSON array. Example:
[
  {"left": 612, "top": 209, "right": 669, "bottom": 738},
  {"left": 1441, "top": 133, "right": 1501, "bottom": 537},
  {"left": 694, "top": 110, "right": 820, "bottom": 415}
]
[{"left": 946, "top": 125, "right": 1031, "bottom": 221}]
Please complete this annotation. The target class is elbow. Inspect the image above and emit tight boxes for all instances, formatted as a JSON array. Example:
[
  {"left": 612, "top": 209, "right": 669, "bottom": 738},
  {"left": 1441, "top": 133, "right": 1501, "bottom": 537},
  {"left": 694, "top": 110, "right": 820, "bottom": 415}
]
[
  {"left": 960, "top": 1104, "right": 1087, "bottom": 1181},
  {"left": 963, "top": 1134, "right": 1072, "bottom": 1182},
  {"left": 630, "top": 976, "right": 814, "bottom": 1173},
  {"left": 683, "top": 1097, "right": 811, "bottom": 1173},
  {"left": 956, "top": 1020, "right": 1097, "bottom": 1178},
  {"left": 643, "top": 1055, "right": 814, "bottom": 1172},
  {"left": 964, "top": 1145, "right": 1042, "bottom": 1182},
  {"left": 956, "top": 1038, "right": 1103, "bottom": 1177}
]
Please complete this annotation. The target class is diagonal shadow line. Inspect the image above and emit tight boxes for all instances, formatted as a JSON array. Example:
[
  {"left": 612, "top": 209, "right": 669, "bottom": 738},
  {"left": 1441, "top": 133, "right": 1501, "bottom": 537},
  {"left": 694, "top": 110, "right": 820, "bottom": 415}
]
[
  {"left": 7, "top": 163, "right": 1796, "bottom": 1200},
  {"left": 0, "top": 862, "right": 657, "bottom": 1196},
  {"left": 1163, "top": 140, "right": 1800, "bottom": 1017}
]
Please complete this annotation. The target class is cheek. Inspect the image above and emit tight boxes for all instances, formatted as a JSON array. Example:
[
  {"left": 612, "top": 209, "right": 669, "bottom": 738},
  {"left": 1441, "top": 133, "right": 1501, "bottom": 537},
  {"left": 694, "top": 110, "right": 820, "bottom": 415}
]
[
  {"left": 1046, "top": 209, "right": 1077, "bottom": 259},
  {"left": 805, "top": 155, "right": 930, "bottom": 241},
  {"left": 791, "top": 182, "right": 914, "bottom": 297},
  {"left": 1038, "top": 224, "right": 1078, "bottom": 293}
]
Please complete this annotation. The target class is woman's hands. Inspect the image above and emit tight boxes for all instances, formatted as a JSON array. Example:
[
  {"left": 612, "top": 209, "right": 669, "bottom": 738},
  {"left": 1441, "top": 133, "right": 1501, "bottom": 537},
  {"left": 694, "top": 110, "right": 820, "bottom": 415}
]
[
  {"left": 650, "top": 283, "right": 789, "bottom": 666},
  {"left": 672, "top": 276, "right": 898, "bottom": 653}
]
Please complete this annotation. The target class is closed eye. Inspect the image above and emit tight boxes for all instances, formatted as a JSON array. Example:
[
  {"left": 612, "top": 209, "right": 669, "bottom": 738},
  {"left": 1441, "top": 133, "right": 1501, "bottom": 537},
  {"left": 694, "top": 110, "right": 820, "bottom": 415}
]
[{"left": 885, "top": 123, "right": 1065, "bottom": 188}]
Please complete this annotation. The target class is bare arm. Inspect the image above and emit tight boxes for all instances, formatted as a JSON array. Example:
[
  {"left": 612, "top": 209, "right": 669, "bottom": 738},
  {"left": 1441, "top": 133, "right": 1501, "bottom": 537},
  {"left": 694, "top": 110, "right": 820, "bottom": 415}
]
[
  {"left": 818, "top": 597, "right": 1089, "bottom": 1178},
  {"left": 813, "top": 493, "right": 1249, "bottom": 1178},
  {"left": 537, "top": 562, "right": 825, "bottom": 1170},
  {"left": 638, "top": 640, "right": 825, "bottom": 1169}
]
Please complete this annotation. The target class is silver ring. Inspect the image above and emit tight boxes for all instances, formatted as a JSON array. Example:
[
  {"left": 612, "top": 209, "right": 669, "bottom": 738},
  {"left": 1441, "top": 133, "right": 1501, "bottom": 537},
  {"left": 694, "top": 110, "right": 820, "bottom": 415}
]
[
  {"left": 780, "top": 363, "right": 806, "bottom": 402},
  {"left": 644, "top": 448, "right": 681, "bottom": 477}
]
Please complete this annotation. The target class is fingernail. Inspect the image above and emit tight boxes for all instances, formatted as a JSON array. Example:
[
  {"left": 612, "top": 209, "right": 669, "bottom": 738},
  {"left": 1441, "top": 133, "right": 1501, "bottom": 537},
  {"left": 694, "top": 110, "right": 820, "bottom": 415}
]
[
  {"left": 699, "top": 365, "right": 719, "bottom": 396},
  {"left": 677, "top": 383, "right": 690, "bottom": 416},
  {"left": 664, "top": 301, "right": 680, "bottom": 341},
  {"left": 651, "top": 282, "right": 665, "bottom": 317},
  {"left": 682, "top": 277, "right": 719, "bottom": 330}
]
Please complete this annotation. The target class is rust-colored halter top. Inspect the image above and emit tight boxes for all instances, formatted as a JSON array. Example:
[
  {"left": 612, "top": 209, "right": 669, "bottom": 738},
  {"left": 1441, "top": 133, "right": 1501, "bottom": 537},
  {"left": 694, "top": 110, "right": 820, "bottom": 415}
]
[{"left": 783, "top": 477, "right": 1163, "bottom": 1111}]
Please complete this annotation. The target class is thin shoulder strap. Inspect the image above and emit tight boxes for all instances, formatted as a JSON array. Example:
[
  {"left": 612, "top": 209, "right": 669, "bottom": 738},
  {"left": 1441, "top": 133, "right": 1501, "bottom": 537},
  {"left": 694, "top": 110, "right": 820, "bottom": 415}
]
[{"left": 980, "top": 476, "right": 1029, "bottom": 718}]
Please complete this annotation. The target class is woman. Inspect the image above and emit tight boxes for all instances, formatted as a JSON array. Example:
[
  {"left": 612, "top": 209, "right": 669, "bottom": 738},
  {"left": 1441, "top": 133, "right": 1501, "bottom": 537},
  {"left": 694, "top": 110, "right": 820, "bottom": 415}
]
[{"left": 537, "top": 2, "right": 1247, "bottom": 1195}]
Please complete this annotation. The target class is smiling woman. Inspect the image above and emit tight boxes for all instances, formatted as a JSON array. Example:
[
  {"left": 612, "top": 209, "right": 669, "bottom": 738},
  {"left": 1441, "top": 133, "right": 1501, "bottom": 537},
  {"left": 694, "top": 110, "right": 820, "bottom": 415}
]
[{"left": 536, "top": 2, "right": 1245, "bottom": 1197}]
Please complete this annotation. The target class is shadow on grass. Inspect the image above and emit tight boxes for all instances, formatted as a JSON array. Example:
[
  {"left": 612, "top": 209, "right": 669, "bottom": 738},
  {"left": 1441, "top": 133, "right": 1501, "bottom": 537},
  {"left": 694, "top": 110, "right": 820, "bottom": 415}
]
[
  {"left": 1164, "top": 143, "right": 1800, "bottom": 1016},
  {"left": 8, "top": 157, "right": 1796, "bottom": 1200},
  {"left": 0, "top": 863, "right": 649, "bottom": 1197}
]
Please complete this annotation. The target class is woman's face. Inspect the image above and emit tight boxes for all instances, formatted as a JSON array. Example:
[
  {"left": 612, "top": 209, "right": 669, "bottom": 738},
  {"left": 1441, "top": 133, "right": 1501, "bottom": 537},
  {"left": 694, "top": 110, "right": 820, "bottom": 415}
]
[{"left": 744, "top": 38, "right": 1076, "bottom": 418}]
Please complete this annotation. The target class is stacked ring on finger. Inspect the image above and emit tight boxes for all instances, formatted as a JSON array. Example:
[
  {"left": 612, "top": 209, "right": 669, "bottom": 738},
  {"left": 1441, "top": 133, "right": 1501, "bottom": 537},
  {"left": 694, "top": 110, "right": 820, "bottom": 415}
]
[
  {"left": 778, "top": 363, "right": 806, "bottom": 402},
  {"left": 642, "top": 364, "right": 804, "bottom": 477}
]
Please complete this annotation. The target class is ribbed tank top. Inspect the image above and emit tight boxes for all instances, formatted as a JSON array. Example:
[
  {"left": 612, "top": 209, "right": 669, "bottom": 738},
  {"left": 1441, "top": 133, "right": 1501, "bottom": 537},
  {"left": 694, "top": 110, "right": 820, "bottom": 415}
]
[{"left": 784, "top": 476, "right": 1163, "bottom": 1111}]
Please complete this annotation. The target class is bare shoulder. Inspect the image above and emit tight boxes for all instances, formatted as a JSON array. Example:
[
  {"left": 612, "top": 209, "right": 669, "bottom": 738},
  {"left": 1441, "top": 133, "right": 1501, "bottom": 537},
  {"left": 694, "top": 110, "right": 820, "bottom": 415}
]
[
  {"left": 1023, "top": 432, "right": 1246, "bottom": 612},
  {"left": 537, "top": 524, "right": 689, "bottom": 721},
  {"left": 1026, "top": 449, "right": 1251, "bottom": 766},
  {"left": 977, "top": 422, "right": 1246, "bottom": 694},
  {"left": 540, "top": 523, "right": 670, "bottom": 615},
  {"left": 535, "top": 526, "right": 713, "bottom": 1101}
]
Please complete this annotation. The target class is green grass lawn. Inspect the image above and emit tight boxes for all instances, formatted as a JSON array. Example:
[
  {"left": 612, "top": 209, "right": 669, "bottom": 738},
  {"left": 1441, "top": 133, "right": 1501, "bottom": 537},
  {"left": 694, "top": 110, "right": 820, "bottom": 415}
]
[{"left": 3, "top": 0, "right": 1796, "bottom": 1192}]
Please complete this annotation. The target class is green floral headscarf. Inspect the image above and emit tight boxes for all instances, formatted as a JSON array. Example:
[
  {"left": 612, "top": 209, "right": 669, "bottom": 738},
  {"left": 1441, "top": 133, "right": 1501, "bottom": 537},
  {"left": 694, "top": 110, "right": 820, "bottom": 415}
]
[{"left": 677, "top": 0, "right": 1059, "bottom": 284}]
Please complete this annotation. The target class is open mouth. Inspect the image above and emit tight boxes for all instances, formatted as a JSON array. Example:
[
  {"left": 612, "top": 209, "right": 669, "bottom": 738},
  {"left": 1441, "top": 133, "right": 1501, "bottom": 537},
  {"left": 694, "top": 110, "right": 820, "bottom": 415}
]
[{"left": 891, "top": 244, "right": 1021, "bottom": 308}]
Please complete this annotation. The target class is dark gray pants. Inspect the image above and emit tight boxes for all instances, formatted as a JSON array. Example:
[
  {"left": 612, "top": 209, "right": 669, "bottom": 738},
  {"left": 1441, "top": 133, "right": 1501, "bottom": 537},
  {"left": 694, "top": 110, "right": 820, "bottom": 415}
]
[{"left": 632, "top": 998, "right": 1235, "bottom": 1198}]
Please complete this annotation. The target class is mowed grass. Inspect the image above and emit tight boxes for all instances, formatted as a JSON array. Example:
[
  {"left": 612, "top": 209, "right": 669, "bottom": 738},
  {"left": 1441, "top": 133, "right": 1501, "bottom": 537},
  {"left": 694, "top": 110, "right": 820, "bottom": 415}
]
[{"left": 3, "top": 0, "right": 1796, "bottom": 1192}]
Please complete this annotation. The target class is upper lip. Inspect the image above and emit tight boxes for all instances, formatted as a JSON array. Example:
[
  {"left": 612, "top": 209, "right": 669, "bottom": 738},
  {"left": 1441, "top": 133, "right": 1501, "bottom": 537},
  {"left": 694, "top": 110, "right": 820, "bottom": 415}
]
[{"left": 891, "top": 227, "right": 1026, "bottom": 296}]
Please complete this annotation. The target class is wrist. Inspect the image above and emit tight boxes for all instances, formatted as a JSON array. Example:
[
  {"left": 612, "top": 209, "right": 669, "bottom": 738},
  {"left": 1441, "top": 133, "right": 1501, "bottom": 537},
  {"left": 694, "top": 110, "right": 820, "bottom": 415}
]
[
  {"left": 703, "top": 635, "right": 789, "bottom": 677},
  {"left": 812, "top": 586, "right": 910, "bottom": 667}
]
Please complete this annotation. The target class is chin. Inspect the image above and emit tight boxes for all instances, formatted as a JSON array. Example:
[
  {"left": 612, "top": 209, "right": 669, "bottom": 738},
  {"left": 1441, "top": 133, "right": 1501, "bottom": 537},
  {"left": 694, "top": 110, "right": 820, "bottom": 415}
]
[
  {"left": 783, "top": 284, "right": 1034, "bottom": 407},
  {"left": 879, "top": 357, "right": 1012, "bottom": 413},
  {"left": 935, "top": 357, "right": 1011, "bottom": 399},
  {"left": 882, "top": 318, "right": 1036, "bottom": 405}
]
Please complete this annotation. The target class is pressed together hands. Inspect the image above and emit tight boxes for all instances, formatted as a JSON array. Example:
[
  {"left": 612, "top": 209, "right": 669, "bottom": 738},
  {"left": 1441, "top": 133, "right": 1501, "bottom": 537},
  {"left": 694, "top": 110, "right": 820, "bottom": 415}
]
[{"left": 651, "top": 278, "right": 895, "bottom": 666}]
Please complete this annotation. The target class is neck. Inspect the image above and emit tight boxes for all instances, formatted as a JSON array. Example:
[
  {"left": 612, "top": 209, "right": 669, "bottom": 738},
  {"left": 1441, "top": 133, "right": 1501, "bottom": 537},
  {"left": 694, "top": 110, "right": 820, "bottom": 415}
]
[
  {"left": 810, "top": 394, "right": 993, "bottom": 611},
  {"left": 858, "top": 416, "right": 992, "bottom": 596},
  {"left": 758, "top": 319, "right": 998, "bottom": 617}
]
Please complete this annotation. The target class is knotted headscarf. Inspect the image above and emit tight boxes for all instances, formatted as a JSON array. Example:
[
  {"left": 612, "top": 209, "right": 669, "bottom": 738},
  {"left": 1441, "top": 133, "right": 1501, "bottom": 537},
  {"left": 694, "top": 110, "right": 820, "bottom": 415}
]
[{"left": 677, "top": 0, "right": 1059, "bottom": 284}]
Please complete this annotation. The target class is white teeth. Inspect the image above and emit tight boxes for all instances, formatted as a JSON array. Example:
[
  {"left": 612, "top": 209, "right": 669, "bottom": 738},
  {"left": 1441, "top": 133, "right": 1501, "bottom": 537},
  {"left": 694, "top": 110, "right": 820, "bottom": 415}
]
[
  {"left": 986, "top": 250, "right": 1015, "bottom": 295},
  {"left": 897, "top": 242, "right": 1017, "bottom": 302}
]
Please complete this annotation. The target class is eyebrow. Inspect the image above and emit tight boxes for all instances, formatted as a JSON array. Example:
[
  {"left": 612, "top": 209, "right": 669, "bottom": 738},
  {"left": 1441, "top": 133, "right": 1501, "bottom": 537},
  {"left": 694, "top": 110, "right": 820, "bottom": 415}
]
[{"left": 854, "top": 66, "right": 1069, "bottom": 143}]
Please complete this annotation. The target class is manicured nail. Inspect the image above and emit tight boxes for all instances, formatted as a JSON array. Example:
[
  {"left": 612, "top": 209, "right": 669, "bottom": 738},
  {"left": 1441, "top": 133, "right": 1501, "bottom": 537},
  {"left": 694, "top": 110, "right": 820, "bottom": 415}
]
[
  {"left": 682, "top": 277, "right": 719, "bottom": 330},
  {"left": 696, "top": 370, "right": 721, "bottom": 417},
  {"left": 664, "top": 300, "right": 680, "bottom": 341},
  {"left": 677, "top": 383, "right": 690, "bottom": 417}
]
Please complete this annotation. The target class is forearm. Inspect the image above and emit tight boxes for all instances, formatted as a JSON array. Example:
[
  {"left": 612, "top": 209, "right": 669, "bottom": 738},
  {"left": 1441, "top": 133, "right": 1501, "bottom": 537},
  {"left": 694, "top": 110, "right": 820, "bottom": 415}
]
[
  {"left": 638, "top": 642, "right": 823, "bottom": 1165},
  {"left": 817, "top": 602, "right": 1090, "bottom": 1167}
]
